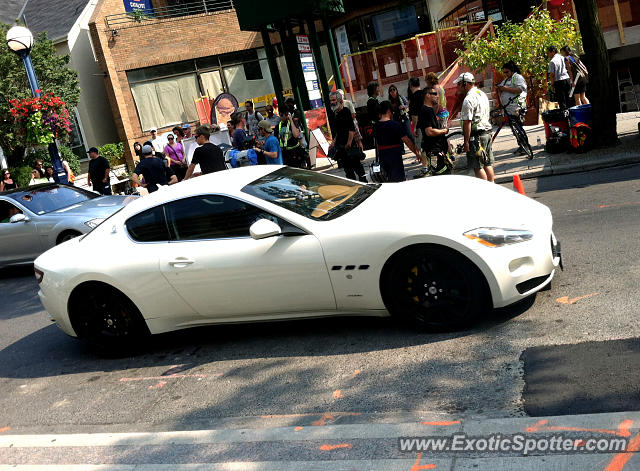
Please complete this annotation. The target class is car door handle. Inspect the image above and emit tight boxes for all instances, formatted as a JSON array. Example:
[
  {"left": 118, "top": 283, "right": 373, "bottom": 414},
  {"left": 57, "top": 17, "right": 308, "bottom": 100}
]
[{"left": 169, "top": 258, "right": 195, "bottom": 267}]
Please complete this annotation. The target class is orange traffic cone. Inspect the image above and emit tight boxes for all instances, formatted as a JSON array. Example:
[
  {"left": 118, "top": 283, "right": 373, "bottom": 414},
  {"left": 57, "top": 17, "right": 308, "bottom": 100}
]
[{"left": 513, "top": 174, "right": 526, "bottom": 195}]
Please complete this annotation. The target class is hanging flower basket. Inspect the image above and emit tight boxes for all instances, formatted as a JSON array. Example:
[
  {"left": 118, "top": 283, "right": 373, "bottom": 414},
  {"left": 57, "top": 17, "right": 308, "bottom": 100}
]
[{"left": 9, "top": 92, "right": 73, "bottom": 147}]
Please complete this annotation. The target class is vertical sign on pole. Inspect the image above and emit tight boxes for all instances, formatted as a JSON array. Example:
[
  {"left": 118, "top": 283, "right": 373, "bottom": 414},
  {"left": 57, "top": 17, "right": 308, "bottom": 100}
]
[{"left": 297, "top": 34, "right": 323, "bottom": 109}]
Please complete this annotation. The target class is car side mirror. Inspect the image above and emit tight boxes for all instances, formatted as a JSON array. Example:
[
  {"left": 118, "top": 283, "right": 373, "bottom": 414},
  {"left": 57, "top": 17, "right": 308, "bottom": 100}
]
[
  {"left": 250, "top": 219, "right": 282, "bottom": 240},
  {"left": 9, "top": 213, "right": 28, "bottom": 223}
]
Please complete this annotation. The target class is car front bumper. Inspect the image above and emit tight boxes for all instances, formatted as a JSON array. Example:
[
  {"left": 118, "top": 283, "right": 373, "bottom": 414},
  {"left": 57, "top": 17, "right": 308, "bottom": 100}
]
[{"left": 477, "top": 230, "right": 562, "bottom": 309}]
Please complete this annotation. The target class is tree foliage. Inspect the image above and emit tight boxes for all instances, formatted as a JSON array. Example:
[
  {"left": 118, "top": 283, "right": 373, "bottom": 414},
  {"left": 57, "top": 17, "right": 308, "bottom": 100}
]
[
  {"left": 456, "top": 9, "right": 582, "bottom": 91},
  {"left": 0, "top": 23, "right": 80, "bottom": 165}
]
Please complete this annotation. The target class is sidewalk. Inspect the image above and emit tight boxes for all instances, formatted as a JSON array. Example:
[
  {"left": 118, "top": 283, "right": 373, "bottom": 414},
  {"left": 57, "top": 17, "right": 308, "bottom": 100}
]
[{"left": 316, "top": 112, "right": 640, "bottom": 184}]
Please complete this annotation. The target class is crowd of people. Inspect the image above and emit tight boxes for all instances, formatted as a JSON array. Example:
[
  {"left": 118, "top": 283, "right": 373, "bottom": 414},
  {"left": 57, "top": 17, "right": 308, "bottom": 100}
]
[{"left": 9, "top": 44, "right": 586, "bottom": 197}]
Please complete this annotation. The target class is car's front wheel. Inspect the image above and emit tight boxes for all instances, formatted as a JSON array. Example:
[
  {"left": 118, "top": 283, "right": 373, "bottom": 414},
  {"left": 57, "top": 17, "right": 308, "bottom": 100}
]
[
  {"left": 69, "top": 283, "right": 149, "bottom": 354},
  {"left": 382, "top": 246, "right": 489, "bottom": 331},
  {"left": 57, "top": 230, "right": 81, "bottom": 244}
]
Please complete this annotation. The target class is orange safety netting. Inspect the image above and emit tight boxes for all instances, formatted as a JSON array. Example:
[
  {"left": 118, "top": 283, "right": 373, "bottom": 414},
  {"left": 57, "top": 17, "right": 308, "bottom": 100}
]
[
  {"left": 374, "top": 43, "right": 406, "bottom": 86},
  {"left": 438, "top": 27, "right": 466, "bottom": 68},
  {"left": 416, "top": 32, "right": 443, "bottom": 75},
  {"left": 401, "top": 38, "right": 424, "bottom": 79}
]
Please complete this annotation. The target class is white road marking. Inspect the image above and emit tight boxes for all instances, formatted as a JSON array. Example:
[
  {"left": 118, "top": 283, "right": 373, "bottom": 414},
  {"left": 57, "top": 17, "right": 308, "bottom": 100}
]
[{"left": 0, "top": 421, "right": 457, "bottom": 448}]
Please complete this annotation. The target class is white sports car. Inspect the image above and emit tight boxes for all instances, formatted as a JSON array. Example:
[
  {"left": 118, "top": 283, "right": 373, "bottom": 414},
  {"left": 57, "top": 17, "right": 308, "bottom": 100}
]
[{"left": 35, "top": 166, "right": 562, "bottom": 351}]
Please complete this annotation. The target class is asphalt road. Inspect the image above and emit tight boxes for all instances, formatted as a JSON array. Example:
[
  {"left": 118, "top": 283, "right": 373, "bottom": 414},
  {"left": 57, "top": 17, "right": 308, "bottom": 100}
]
[{"left": 0, "top": 163, "right": 639, "bottom": 467}]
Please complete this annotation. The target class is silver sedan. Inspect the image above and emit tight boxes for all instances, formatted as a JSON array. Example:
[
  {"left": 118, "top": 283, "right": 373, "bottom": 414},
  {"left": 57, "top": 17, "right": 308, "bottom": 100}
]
[{"left": 0, "top": 184, "right": 136, "bottom": 268}]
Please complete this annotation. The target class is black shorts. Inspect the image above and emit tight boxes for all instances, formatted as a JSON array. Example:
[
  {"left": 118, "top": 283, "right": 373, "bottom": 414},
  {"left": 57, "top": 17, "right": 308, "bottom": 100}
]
[{"left": 573, "top": 77, "right": 587, "bottom": 95}]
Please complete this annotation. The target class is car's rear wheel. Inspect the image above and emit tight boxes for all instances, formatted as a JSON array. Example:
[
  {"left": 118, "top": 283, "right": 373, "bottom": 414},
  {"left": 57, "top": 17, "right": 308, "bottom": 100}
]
[
  {"left": 69, "top": 283, "right": 149, "bottom": 354},
  {"left": 382, "top": 246, "right": 489, "bottom": 331},
  {"left": 57, "top": 230, "right": 81, "bottom": 244}
]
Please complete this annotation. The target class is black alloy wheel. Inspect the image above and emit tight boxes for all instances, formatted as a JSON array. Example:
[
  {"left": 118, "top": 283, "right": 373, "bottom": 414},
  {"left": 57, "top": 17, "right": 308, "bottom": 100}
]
[
  {"left": 72, "top": 286, "right": 149, "bottom": 352},
  {"left": 384, "top": 246, "right": 488, "bottom": 331},
  {"left": 57, "top": 231, "right": 81, "bottom": 244}
]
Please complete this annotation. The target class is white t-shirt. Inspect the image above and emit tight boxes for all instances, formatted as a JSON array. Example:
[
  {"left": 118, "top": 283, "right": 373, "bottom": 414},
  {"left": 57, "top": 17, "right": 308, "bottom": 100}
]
[
  {"left": 246, "top": 111, "right": 264, "bottom": 136},
  {"left": 499, "top": 73, "right": 528, "bottom": 114},
  {"left": 549, "top": 53, "right": 570, "bottom": 81},
  {"left": 460, "top": 87, "right": 492, "bottom": 132},
  {"left": 150, "top": 137, "right": 164, "bottom": 154}
]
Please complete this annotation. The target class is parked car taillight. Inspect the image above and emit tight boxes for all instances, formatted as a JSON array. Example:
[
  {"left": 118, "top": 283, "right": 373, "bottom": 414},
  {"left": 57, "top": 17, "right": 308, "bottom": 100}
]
[{"left": 34, "top": 268, "right": 44, "bottom": 284}]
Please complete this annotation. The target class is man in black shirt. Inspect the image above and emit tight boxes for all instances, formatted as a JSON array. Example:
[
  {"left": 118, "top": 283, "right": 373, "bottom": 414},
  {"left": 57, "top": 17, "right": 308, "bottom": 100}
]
[
  {"left": 131, "top": 145, "right": 177, "bottom": 193},
  {"left": 418, "top": 86, "right": 451, "bottom": 176},
  {"left": 87, "top": 147, "right": 112, "bottom": 195},
  {"left": 407, "top": 78, "right": 430, "bottom": 176},
  {"left": 184, "top": 125, "right": 227, "bottom": 179},
  {"left": 329, "top": 91, "right": 366, "bottom": 182}
]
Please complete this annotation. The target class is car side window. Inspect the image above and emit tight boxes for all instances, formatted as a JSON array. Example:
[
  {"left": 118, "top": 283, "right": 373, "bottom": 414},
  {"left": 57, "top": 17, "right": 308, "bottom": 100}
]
[
  {"left": 125, "top": 206, "right": 170, "bottom": 242},
  {"left": 164, "top": 195, "right": 276, "bottom": 241}
]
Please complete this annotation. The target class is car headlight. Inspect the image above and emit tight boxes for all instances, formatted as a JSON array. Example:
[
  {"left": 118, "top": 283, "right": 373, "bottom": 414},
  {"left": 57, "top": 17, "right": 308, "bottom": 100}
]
[
  {"left": 463, "top": 227, "right": 533, "bottom": 247},
  {"left": 84, "top": 218, "right": 105, "bottom": 229}
]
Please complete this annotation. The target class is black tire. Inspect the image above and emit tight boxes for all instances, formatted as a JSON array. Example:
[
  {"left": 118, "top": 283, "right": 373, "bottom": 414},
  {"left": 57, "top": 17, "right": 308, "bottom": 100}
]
[
  {"left": 382, "top": 246, "right": 489, "bottom": 331},
  {"left": 57, "top": 230, "right": 81, "bottom": 245},
  {"left": 69, "top": 284, "right": 149, "bottom": 354},
  {"left": 510, "top": 120, "right": 534, "bottom": 160}
]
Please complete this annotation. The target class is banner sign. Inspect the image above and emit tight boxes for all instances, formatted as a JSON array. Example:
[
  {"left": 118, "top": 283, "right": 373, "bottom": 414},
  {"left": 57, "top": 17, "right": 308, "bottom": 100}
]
[
  {"left": 296, "top": 35, "right": 323, "bottom": 109},
  {"left": 124, "top": 0, "right": 152, "bottom": 12}
]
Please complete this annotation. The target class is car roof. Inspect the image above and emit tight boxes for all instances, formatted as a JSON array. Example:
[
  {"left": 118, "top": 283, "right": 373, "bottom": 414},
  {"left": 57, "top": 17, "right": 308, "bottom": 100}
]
[{"left": 121, "top": 165, "right": 281, "bottom": 215}]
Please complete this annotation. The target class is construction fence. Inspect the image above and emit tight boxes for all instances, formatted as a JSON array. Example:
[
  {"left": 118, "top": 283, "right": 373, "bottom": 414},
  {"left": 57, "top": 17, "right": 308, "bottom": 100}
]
[{"left": 339, "top": 22, "right": 493, "bottom": 116}]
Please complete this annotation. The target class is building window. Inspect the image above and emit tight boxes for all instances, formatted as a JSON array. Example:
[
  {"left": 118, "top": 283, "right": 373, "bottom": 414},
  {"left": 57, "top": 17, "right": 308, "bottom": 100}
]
[{"left": 129, "top": 73, "right": 200, "bottom": 131}]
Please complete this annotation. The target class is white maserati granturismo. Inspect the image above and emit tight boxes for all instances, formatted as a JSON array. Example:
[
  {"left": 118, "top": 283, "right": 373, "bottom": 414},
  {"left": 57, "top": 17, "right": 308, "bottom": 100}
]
[{"left": 35, "top": 166, "right": 562, "bottom": 352}]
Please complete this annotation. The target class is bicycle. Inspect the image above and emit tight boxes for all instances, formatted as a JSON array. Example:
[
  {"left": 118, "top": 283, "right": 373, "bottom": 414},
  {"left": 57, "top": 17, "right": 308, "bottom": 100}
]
[{"left": 490, "top": 96, "right": 534, "bottom": 160}]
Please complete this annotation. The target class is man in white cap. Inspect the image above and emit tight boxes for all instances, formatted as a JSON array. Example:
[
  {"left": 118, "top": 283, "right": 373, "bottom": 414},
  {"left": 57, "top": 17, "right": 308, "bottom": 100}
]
[
  {"left": 131, "top": 144, "right": 177, "bottom": 193},
  {"left": 149, "top": 126, "right": 164, "bottom": 155},
  {"left": 454, "top": 72, "right": 494, "bottom": 182}
]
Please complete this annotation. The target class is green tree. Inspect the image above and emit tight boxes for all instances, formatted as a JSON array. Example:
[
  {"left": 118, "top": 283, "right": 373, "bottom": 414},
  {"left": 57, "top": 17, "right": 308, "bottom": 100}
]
[
  {"left": 0, "top": 23, "right": 80, "bottom": 166},
  {"left": 456, "top": 9, "right": 582, "bottom": 94}
]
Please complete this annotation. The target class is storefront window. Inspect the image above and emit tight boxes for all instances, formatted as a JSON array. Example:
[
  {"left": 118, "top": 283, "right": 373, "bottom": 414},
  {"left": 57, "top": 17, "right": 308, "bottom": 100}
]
[{"left": 130, "top": 73, "right": 200, "bottom": 131}]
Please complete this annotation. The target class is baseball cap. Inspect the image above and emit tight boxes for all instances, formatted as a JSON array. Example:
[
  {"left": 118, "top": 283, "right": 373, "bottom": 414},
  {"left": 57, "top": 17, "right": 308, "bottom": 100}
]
[
  {"left": 453, "top": 72, "right": 475, "bottom": 85},
  {"left": 257, "top": 120, "right": 273, "bottom": 133},
  {"left": 141, "top": 144, "right": 153, "bottom": 155},
  {"left": 87, "top": 147, "right": 99, "bottom": 154},
  {"left": 182, "top": 123, "right": 191, "bottom": 129},
  {"left": 150, "top": 126, "right": 157, "bottom": 132}
]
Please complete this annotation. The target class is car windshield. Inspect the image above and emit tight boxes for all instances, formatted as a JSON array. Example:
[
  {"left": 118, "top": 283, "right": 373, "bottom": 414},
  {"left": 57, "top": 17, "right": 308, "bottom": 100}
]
[
  {"left": 241, "top": 167, "right": 378, "bottom": 221},
  {"left": 6, "top": 184, "right": 98, "bottom": 215}
]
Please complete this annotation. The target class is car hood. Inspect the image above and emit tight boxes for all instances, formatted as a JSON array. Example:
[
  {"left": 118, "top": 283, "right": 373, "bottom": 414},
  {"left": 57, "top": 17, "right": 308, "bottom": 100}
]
[
  {"left": 50, "top": 195, "right": 135, "bottom": 219},
  {"left": 341, "top": 175, "right": 552, "bottom": 235}
]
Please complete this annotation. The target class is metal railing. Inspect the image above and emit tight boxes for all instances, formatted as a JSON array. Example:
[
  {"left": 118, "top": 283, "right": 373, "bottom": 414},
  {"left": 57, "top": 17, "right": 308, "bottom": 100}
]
[{"left": 105, "top": 0, "right": 234, "bottom": 29}]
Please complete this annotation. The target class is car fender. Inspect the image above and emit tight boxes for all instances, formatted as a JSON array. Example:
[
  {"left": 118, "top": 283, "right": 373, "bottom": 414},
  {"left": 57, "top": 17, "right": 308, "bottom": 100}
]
[{"left": 381, "top": 235, "right": 500, "bottom": 306}]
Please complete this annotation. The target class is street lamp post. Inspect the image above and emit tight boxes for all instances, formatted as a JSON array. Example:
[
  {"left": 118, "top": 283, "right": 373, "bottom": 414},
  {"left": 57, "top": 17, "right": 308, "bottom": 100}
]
[{"left": 6, "top": 26, "right": 68, "bottom": 184}]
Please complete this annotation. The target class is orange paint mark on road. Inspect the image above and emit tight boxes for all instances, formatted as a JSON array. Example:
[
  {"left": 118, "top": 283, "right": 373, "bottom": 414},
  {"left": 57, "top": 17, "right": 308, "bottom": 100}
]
[
  {"left": 148, "top": 381, "right": 167, "bottom": 390},
  {"left": 604, "top": 432, "right": 640, "bottom": 471},
  {"left": 295, "top": 426, "right": 304, "bottom": 431},
  {"left": 556, "top": 293, "right": 599, "bottom": 305},
  {"left": 120, "top": 373, "right": 222, "bottom": 382},
  {"left": 422, "top": 420, "right": 461, "bottom": 426},
  {"left": 319, "top": 443, "right": 352, "bottom": 451},
  {"left": 351, "top": 370, "right": 361, "bottom": 378},
  {"left": 598, "top": 202, "right": 640, "bottom": 210},
  {"left": 333, "top": 390, "right": 344, "bottom": 399},
  {"left": 260, "top": 412, "right": 361, "bottom": 420},
  {"left": 312, "top": 413, "right": 336, "bottom": 426},
  {"left": 410, "top": 453, "right": 437, "bottom": 470},
  {"left": 0, "top": 426, "right": 10, "bottom": 433},
  {"left": 526, "top": 419, "right": 633, "bottom": 437}
]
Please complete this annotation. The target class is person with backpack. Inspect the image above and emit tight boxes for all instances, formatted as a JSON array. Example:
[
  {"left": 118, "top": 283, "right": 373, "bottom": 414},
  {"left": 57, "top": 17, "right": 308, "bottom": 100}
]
[{"left": 561, "top": 46, "right": 589, "bottom": 107}]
